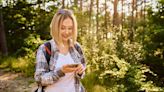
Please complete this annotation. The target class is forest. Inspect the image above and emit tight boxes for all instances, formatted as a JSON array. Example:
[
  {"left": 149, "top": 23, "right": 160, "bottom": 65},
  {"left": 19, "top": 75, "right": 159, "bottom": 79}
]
[{"left": 0, "top": 0, "right": 164, "bottom": 92}]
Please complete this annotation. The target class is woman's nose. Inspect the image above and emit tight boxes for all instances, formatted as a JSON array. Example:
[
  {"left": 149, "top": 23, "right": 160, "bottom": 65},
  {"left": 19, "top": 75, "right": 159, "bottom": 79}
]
[
  {"left": 65, "top": 30, "right": 69, "bottom": 34},
  {"left": 66, "top": 29, "right": 71, "bottom": 34}
]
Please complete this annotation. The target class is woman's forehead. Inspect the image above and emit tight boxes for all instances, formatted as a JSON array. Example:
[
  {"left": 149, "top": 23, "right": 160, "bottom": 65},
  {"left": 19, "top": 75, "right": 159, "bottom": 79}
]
[{"left": 61, "top": 18, "right": 73, "bottom": 27}]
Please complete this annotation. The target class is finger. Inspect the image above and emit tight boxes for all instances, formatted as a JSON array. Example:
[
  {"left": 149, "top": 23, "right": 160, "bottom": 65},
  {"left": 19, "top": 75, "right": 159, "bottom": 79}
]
[
  {"left": 77, "top": 67, "right": 84, "bottom": 74},
  {"left": 67, "top": 67, "right": 77, "bottom": 71},
  {"left": 76, "top": 64, "right": 83, "bottom": 70},
  {"left": 77, "top": 69, "right": 85, "bottom": 75},
  {"left": 63, "top": 65, "right": 77, "bottom": 73},
  {"left": 76, "top": 66, "right": 82, "bottom": 72}
]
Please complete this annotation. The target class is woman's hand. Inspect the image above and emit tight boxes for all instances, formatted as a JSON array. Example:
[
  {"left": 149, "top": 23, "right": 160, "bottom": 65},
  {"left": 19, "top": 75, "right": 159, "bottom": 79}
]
[
  {"left": 75, "top": 64, "right": 85, "bottom": 75},
  {"left": 61, "top": 64, "right": 77, "bottom": 73}
]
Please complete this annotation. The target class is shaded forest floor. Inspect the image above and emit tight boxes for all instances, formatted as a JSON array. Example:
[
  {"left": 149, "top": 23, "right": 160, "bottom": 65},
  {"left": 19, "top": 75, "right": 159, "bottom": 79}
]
[{"left": 0, "top": 69, "right": 37, "bottom": 92}]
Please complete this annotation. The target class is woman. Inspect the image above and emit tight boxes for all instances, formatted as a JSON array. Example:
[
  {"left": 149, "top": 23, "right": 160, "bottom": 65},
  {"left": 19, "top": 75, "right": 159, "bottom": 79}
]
[{"left": 34, "top": 9, "right": 86, "bottom": 92}]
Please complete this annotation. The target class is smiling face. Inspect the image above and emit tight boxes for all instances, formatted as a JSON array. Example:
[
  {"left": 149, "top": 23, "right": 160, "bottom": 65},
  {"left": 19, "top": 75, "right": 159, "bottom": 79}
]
[
  {"left": 59, "top": 17, "right": 73, "bottom": 44},
  {"left": 50, "top": 9, "right": 78, "bottom": 46}
]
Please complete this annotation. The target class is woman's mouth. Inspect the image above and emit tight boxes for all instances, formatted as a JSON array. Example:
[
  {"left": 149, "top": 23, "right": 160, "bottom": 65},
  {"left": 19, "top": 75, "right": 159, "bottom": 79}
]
[{"left": 62, "top": 34, "right": 69, "bottom": 39}]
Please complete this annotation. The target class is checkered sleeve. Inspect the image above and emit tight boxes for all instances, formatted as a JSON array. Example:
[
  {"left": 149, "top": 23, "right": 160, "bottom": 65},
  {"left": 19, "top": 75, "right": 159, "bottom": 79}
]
[
  {"left": 34, "top": 44, "right": 65, "bottom": 86},
  {"left": 75, "top": 43, "right": 86, "bottom": 79}
]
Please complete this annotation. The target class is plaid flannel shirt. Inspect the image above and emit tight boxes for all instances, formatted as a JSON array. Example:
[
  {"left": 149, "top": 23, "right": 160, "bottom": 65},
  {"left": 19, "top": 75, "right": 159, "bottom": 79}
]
[{"left": 34, "top": 39, "right": 86, "bottom": 92}]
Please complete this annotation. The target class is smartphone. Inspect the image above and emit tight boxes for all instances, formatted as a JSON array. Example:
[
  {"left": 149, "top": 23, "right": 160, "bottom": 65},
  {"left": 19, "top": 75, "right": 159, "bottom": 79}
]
[{"left": 68, "top": 64, "right": 79, "bottom": 68}]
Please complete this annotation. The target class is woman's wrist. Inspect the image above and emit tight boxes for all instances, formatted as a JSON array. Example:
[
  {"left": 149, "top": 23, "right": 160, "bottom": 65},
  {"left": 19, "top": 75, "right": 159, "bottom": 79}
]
[
  {"left": 77, "top": 73, "right": 82, "bottom": 76},
  {"left": 56, "top": 68, "right": 65, "bottom": 77}
]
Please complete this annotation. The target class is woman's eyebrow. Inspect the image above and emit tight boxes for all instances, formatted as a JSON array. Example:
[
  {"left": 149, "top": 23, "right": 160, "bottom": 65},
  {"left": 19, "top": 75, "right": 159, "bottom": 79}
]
[{"left": 61, "top": 25, "right": 73, "bottom": 27}]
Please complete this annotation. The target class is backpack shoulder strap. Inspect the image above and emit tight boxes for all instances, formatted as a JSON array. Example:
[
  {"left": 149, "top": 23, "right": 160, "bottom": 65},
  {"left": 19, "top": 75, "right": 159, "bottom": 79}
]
[
  {"left": 35, "top": 41, "right": 51, "bottom": 90},
  {"left": 44, "top": 41, "right": 51, "bottom": 65},
  {"left": 44, "top": 42, "right": 82, "bottom": 65}
]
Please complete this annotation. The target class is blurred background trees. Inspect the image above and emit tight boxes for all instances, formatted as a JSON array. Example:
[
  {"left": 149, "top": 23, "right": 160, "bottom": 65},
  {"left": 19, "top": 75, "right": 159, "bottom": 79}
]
[{"left": 0, "top": 0, "right": 164, "bottom": 91}]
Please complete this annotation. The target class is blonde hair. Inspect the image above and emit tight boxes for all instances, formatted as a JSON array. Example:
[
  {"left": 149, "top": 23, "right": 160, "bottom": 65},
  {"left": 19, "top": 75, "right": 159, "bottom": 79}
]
[{"left": 50, "top": 9, "right": 77, "bottom": 46}]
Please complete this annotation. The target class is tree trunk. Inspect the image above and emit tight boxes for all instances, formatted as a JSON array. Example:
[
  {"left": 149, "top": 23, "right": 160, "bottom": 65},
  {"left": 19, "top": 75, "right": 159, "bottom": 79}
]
[
  {"left": 129, "top": 0, "right": 136, "bottom": 42},
  {"left": 80, "top": 0, "right": 83, "bottom": 11},
  {"left": 131, "top": 0, "right": 135, "bottom": 29},
  {"left": 136, "top": 0, "right": 138, "bottom": 21},
  {"left": 96, "top": 0, "right": 99, "bottom": 35},
  {"left": 120, "top": 0, "right": 124, "bottom": 39},
  {"left": 104, "top": 0, "right": 108, "bottom": 39},
  {"left": 74, "top": 0, "right": 78, "bottom": 7},
  {"left": 62, "top": 0, "right": 65, "bottom": 8},
  {"left": 143, "top": 0, "right": 146, "bottom": 20},
  {"left": 113, "top": 0, "right": 119, "bottom": 26},
  {"left": 0, "top": 7, "right": 8, "bottom": 56},
  {"left": 121, "top": 0, "right": 124, "bottom": 30},
  {"left": 140, "top": 0, "right": 143, "bottom": 18},
  {"left": 89, "top": 0, "right": 93, "bottom": 33}
]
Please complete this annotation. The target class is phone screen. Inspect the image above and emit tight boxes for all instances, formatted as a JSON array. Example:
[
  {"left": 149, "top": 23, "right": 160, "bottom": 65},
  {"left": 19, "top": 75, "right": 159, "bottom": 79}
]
[{"left": 68, "top": 64, "right": 79, "bottom": 68}]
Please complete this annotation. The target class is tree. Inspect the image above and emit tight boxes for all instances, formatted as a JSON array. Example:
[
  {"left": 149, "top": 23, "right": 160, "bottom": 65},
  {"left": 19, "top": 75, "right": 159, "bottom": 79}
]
[
  {"left": 142, "top": 0, "right": 164, "bottom": 87},
  {"left": 0, "top": 5, "right": 8, "bottom": 56},
  {"left": 96, "top": 0, "right": 99, "bottom": 36},
  {"left": 113, "top": 0, "right": 119, "bottom": 26},
  {"left": 89, "top": 0, "right": 93, "bottom": 33},
  {"left": 74, "top": 0, "right": 78, "bottom": 7},
  {"left": 62, "top": 0, "right": 65, "bottom": 8},
  {"left": 80, "top": 0, "right": 83, "bottom": 11},
  {"left": 129, "top": 0, "right": 136, "bottom": 41},
  {"left": 104, "top": 0, "right": 108, "bottom": 39},
  {"left": 121, "top": 0, "right": 124, "bottom": 30}
]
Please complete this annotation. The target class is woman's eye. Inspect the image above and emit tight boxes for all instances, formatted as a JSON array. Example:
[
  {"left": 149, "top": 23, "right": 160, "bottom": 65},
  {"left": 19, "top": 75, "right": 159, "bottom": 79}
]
[
  {"left": 68, "top": 28, "right": 72, "bottom": 30},
  {"left": 61, "top": 27, "right": 65, "bottom": 30}
]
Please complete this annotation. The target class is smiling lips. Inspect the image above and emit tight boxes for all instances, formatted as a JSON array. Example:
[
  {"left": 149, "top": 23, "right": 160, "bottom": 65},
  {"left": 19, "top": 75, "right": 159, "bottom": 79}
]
[{"left": 62, "top": 34, "right": 69, "bottom": 38}]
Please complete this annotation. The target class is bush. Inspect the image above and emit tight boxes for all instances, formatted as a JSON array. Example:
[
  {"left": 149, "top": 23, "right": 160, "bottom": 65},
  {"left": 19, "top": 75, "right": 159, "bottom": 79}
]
[
  {"left": 79, "top": 26, "right": 164, "bottom": 91},
  {"left": 0, "top": 34, "right": 44, "bottom": 77},
  {"left": 0, "top": 56, "right": 35, "bottom": 77},
  {"left": 15, "top": 34, "right": 44, "bottom": 58}
]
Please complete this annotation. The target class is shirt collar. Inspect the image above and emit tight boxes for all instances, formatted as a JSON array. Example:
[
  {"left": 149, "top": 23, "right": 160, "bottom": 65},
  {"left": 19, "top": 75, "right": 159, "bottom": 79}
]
[{"left": 50, "top": 39, "right": 59, "bottom": 52}]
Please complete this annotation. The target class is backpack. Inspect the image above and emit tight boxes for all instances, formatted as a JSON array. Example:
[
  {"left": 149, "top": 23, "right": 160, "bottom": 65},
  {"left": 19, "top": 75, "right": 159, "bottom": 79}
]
[{"left": 43, "top": 42, "right": 51, "bottom": 66}]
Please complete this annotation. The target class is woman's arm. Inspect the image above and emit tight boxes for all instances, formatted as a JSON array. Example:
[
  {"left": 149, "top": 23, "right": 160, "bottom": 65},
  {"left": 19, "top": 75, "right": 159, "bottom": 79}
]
[
  {"left": 34, "top": 44, "right": 65, "bottom": 86},
  {"left": 75, "top": 43, "right": 86, "bottom": 79}
]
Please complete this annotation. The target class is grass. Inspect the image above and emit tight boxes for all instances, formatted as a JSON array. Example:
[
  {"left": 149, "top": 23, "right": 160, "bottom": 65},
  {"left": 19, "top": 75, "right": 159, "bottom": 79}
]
[
  {"left": 81, "top": 72, "right": 108, "bottom": 92},
  {"left": 0, "top": 56, "right": 35, "bottom": 77}
]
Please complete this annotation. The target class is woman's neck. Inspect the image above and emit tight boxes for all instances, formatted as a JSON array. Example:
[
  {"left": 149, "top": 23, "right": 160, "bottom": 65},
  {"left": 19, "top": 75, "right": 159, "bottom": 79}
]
[
  {"left": 63, "top": 41, "right": 68, "bottom": 47},
  {"left": 58, "top": 42, "right": 69, "bottom": 55}
]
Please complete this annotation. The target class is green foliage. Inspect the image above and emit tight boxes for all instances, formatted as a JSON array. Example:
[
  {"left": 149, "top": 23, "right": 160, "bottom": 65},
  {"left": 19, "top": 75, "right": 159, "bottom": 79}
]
[
  {"left": 79, "top": 24, "right": 164, "bottom": 91},
  {"left": 2, "top": 1, "right": 37, "bottom": 54},
  {"left": 135, "top": 0, "right": 164, "bottom": 87},
  {"left": 124, "top": 64, "right": 164, "bottom": 92},
  {"left": 147, "top": 0, "right": 164, "bottom": 28},
  {"left": 15, "top": 34, "right": 44, "bottom": 58},
  {"left": 81, "top": 72, "right": 106, "bottom": 92},
  {"left": 0, "top": 34, "right": 43, "bottom": 77},
  {"left": 2, "top": 0, "right": 57, "bottom": 55},
  {"left": 0, "top": 56, "right": 35, "bottom": 77},
  {"left": 1, "top": 0, "right": 164, "bottom": 91}
]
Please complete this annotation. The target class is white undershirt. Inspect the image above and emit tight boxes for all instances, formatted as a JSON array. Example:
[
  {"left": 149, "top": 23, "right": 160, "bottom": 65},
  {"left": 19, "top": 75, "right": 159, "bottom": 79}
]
[{"left": 45, "top": 52, "right": 76, "bottom": 92}]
